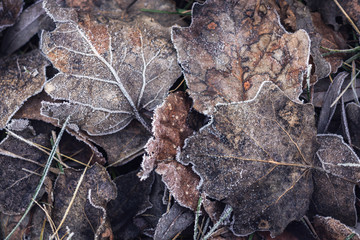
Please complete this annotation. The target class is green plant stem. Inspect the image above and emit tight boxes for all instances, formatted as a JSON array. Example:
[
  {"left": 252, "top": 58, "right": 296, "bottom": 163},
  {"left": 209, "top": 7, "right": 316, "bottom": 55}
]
[
  {"left": 5, "top": 116, "right": 71, "bottom": 240},
  {"left": 203, "top": 205, "right": 233, "bottom": 240},
  {"left": 193, "top": 196, "right": 202, "bottom": 240}
]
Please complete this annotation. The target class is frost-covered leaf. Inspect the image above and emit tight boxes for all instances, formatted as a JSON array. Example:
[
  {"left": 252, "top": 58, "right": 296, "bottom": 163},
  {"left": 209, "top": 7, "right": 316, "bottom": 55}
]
[
  {"left": 40, "top": 0, "right": 181, "bottom": 135},
  {"left": 313, "top": 215, "right": 360, "bottom": 240},
  {"left": 346, "top": 102, "right": 360, "bottom": 150},
  {"left": 139, "top": 92, "right": 200, "bottom": 210},
  {"left": 0, "top": 0, "right": 55, "bottom": 56},
  {"left": 178, "top": 81, "right": 317, "bottom": 236},
  {"left": 51, "top": 163, "right": 116, "bottom": 239},
  {"left": 172, "top": 0, "right": 310, "bottom": 115},
  {"left": 0, "top": 0, "right": 23, "bottom": 32},
  {"left": 0, "top": 120, "right": 53, "bottom": 215},
  {"left": 0, "top": 50, "right": 49, "bottom": 129},
  {"left": 313, "top": 134, "right": 360, "bottom": 226},
  {"left": 154, "top": 202, "right": 194, "bottom": 240}
]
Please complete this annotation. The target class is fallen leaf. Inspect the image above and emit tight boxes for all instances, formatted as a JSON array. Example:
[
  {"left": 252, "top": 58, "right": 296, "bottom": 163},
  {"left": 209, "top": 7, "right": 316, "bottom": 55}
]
[
  {"left": 313, "top": 215, "right": 360, "bottom": 240},
  {"left": 0, "top": 120, "right": 53, "bottom": 215},
  {"left": 0, "top": 50, "right": 49, "bottom": 129},
  {"left": 0, "top": 0, "right": 23, "bottom": 32},
  {"left": 0, "top": 0, "right": 55, "bottom": 56},
  {"left": 313, "top": 134, "right": 360, "bottom": 226},
  {"left": 311, "top": 12, "right": 346, "bottom": 74},
  {"left": 139, "top": 92, "right": 200, "bottom": 210},
  {"left": 172, "top": 0, "right": 310, "bottom": 115},
  {"left": 317, "top": 72, "right": 347, "bottom": 133},
  {"left": 91, "top": 120, "right": 151, "bottom": 166},
  {"left": 50, "top": 163, "right": 116, "bottom": 239},
  {"left": 346, "top": 102, "right": 360, "bottom": 150},
  {"left": 153, "top": 202, "right": 194, "bottom": 240},
  {"left": 283, "top": 0, "right": 331, "bottom": 81},
  {"left": 133, "top": 173, "right": 167, "bottom": 238},
  {"left": 40, "top": 0, "right": 181, "bottom": 135},
  {"left": 107, "top": 169, "right": 154, "bottom": 239},
  {"left": 178, "top": 81, "right": 317, "bottom": 236}
]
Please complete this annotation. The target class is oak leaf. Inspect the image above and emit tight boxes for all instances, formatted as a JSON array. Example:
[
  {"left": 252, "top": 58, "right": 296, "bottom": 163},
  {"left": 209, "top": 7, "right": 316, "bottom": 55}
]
[
  {"left": 172, "top": 0, "right": 310, "bottom": 115},
  {"left": 178, "top": 81, "right": 318, "bottom": 236},
  {"left": 40, "top": 0, "right": 181, "bottom": 135}
]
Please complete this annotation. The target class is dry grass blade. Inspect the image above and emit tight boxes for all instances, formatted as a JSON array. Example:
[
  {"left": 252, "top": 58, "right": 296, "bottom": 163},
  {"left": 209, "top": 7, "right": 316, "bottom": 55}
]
[
  {"left": 332, "top": 0, "right": 360, "bottom": 35},
  {"left": 330, "top": 71, "right": 360, "bottom": 107},
  {"left": 50, "top": 154, "right": 93, "bottom": 239},
  {"left": 5, "top": 115, "right": 71, "bottom": 240}
]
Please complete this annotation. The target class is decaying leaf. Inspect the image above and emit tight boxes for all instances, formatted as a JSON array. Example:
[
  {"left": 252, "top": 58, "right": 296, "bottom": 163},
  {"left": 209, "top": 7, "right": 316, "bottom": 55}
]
[
  {"left": 0, "top": 0, "right": 55, "bottom": 56},
  {"left": 0, "top": 50, "right": 49, "bottom": 129},
  {"left": 346, "top": 102, "right": 360, "bottom": 150},
  {"left": 107, "top": 170, "right": 154, "bottom": 239},
  {"left": 91, "top": 120, "right": 151, "bottom": 166},
  {"left": 51, "top": 163, "right": 116, "bottom": 239},
  {"left": 0, "top": 0, "right": 23, "bottom": 32},
  {"left": 139, "top": 92, "right": 200, "bottom": 210},
  {"left": 313, "top": 215, "right": 360, "bottom": 240},
  {"left": 40, "top": 0, "right": 181, "bottom": 135},
  {"left": 172, "top": 0, "right": 310, "bottom": 115},
  {"left": 153, "top": 202, "right": 194, "bottom": 240},
  {"left": 317, "top": 72, "right": 347, "bottom": 133},
  {"left": 313, "top": 134, "right": 360, "bottom": 226},
  {"left": 0, "top": 119, "right": 53, "bottom": 215},
  {"left": 178, "top": 81, "right": 317, "bottom": 236}
]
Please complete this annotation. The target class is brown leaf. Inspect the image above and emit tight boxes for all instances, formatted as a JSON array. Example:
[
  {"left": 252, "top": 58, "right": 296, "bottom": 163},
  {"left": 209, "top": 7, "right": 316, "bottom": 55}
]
[
  {"left": 311, "top": 12, "right": 345, "bottom": 74},
  {"left": 139, "top": 92, "right": 200, "bottom": 210},
  {"left": 172, "top": 0, "right": 310, "bottom": 115},
  {"left": 153, "top": 202, "right": 194, "bottom": 240},
  {"left": 0, "top": 120, "right": 53, "bottom": 215},
  {"left": 13, "top": 91, "right": 106, "bottom": 165},
  {"left": 91, "top": 120, "right": 151, "bottom": 167},
  {"left": 0, "top": 50, "right": 49, "bottom": 129},
  {"left": 107, "top": 170, "right": 154, "bottom": 239},
  {"left": 40, "top": 0, "right": 181, "bottom": 135},
  {"left": 313, "top": 215, "right": 360, "bottom": 240},
  {"left": 313, "top": 134, "right": 360, "bottom": 226},
  {"left": 0, "top": 0, "right": 55, "bottom": 56},
  {"left": 346, "top": 102, "right": 360, "bottom": 150},
  {"left": 178, "top": 81, "right": 317, "bottom": 236},
  {"left": 0, "top": 0, "right": 23, "bottom": 32},
  {"left": 50, "top": 163, "right": 116, "bottom": 239}
]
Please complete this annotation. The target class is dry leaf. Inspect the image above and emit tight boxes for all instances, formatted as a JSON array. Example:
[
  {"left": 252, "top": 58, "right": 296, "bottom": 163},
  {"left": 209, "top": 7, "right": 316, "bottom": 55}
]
[
  {"left": 282, "top": 0, "right": 331, "bottom": 81},
  {"left": 139, "top": 92, "right": 200, "bottom": 210},
  {"left": 51, "top": 163, "right": 116, "bottom": 239},
  {"left": 178, "top": 81, "right": 317, "bottom": 236},
  {"left": 172, "top": 0, "right": 310, "bottom": 115},
  {"left": 346, "top": 102, "right": 360, "bottom": 150},
  {"left": 0, "top": 50, "right": 49, "bottom": 129},
  {"left": 313, "top": 134, "right": 360, "bottom": 226},
  {"left": 0, "top": 0, "right": 55, "bottom": 56},
  {"left": 0, "top": 0, "right": 23, "bottom": 32},
  {"left": 40, "top": 0, "right": 181, "bottom": 135},
  {"left": 107, "top": 170, "right": 154, "bottom": 239},
  {"left": 0, "top": 120, "right": 53, "bottom": 215},
  {"left": 313, "top": 215, "right": 360, "bottom": 240},
  {"left": 153, "top": 202, "right": 194, "bottom": 240},
  {"left": 91, "top": 120, "right": 151, "bottom": 166}
]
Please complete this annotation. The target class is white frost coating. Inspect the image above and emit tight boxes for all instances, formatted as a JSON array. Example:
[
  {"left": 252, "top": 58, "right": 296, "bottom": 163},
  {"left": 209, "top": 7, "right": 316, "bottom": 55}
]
[{"left": 6, "top": 119, "right": 30, "bottom": 132}]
